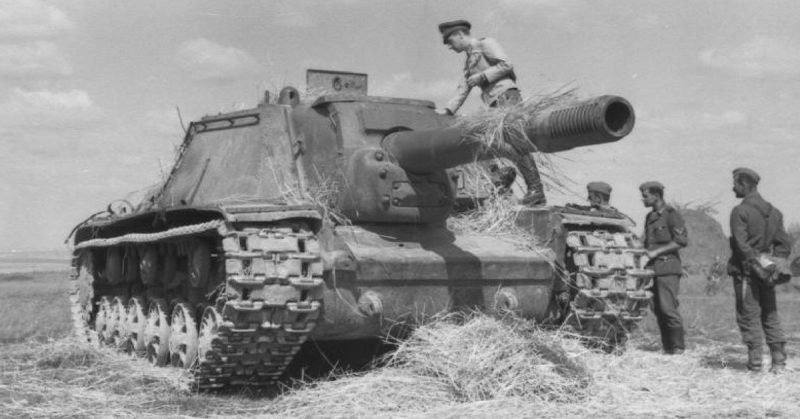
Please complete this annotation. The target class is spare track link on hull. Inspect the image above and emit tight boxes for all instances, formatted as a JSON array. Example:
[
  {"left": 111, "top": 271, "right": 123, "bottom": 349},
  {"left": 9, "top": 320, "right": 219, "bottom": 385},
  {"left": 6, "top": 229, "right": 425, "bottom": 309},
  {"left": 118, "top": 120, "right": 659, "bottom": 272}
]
[
  {"left": 564, "top": 229, "right": 654, "bottom": 350},
  {"left": 69, "top": 220, "right": 324, "bottom": 391}
]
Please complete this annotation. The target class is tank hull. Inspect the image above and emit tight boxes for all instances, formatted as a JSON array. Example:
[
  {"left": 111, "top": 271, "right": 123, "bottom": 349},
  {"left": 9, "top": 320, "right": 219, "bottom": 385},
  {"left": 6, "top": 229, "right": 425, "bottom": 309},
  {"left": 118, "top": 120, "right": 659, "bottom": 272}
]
[{"left": 313, "top": 224, "right": 554, "bottom": 339}]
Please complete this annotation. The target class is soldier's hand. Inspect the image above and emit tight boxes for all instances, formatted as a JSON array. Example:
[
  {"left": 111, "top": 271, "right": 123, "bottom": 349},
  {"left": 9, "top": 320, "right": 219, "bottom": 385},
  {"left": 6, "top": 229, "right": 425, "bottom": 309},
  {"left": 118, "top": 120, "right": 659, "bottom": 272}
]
[{"left": 466, "top": 73, "right": 485, "bottom": 87}]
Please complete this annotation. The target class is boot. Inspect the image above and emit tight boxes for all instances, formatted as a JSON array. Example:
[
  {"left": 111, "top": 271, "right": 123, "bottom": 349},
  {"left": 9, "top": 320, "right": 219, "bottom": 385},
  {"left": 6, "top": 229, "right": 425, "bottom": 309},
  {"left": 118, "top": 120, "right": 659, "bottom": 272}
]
[
  {"left": 769, "top": 342, "right": 787, "bottom": 374},
  {"left": 515, "top": 154, "right": 546, "bottom": 206},
  {"left": 669, "top": 327, "right": 685, "bottom": 355},
  {"left": 746, "top": 343, "right": 763, "bottom": 372}
]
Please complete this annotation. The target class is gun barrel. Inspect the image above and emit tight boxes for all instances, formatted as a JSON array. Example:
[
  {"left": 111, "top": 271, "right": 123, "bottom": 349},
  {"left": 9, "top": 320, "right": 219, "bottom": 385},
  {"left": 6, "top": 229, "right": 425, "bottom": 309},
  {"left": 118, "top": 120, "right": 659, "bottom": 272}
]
[
  {"left": 382, "top": 95, "right": 635, "bottom": 173},
  {"left": 521, "top": 95, "right": 635, "bottom": 153}
]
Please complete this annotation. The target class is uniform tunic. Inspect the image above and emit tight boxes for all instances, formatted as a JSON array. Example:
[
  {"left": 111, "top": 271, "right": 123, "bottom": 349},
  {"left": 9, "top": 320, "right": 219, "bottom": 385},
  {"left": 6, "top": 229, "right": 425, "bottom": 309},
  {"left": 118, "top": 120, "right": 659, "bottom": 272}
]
[
  {"left": 728, "top": 191, "right": 792, "bottom": 346},
  {"left": 643, "top": 205, "right": 689, "bottom": 351},
  {"left": 445, "top": 37, "right": 518, "bottom": 114}
]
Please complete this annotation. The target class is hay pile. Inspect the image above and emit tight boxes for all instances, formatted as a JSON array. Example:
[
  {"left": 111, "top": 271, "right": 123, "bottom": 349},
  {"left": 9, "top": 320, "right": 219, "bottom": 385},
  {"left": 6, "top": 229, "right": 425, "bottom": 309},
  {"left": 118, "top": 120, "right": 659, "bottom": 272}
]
[
  {"left": 673, "top": 203, "right": 729, "bottom": 274},
  {"left": 447, "top": 193, "right": 538, "bottom": 247},
  {"left": 445, "top": 89, "right": 591, "bottom": 250},
  {"left": 454, "top": 88, "right": 580, "bottom": 196},
  {"left": 262, "top": 314, "right": 591, "bottom": 418},
  {"left": 386, "top": 314, "right": 591, "bottom": 402}
]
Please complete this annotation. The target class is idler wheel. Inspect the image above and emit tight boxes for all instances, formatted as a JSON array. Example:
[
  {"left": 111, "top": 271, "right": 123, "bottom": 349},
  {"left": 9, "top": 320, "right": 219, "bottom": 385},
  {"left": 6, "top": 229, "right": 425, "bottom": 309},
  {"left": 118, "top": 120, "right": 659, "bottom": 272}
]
[
  {"left": 110, "top": 296, "right": 129, "bottom": 351},
  {"left": 188, "top": 241, "right": 211, "bottom": 288},
  {"left": 126, "top": 296, "right": 148, "bottom": 357},
  {"left": 104, "top": 247, "right": 124, "bottom": 285},
  {"left": 169, "top": 302, "right": 199, "bottom": 369},
  {"left": 144, "top": 299, "right": 171, "bottom": 366},
  {"left": 95, "top": 296, "right": 113, "bottom": 344},
  {"left": 139, "top": 246, "right": 159, "bottom": 285}
]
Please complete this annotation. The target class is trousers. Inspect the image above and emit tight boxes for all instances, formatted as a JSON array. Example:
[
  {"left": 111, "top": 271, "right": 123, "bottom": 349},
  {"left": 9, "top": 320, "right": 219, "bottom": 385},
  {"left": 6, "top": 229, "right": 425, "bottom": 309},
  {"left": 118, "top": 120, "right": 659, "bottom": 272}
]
[
  {"left": 651, "top": 274, "right": 685, "bottom": 351},
  {"left": 733, "top": 275, "right": 785, "bottom": 347},
  {"left": 488, "top": 88, "right": 545, "bottom": 205}
]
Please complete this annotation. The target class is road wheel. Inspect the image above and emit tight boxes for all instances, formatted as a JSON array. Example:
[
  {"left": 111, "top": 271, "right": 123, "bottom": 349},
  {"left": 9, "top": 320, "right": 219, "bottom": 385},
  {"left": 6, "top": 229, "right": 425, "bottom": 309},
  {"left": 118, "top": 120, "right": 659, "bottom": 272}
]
[
  {"left": 96, "top": 296, "right": 113, "bottom": 344},
  {"left": 196, "top": 306, "right": 225, "bottom": 390},
  {"left": 198, "top": 306, "right": 222, "bottom": 365},
  {"left": 144, "top": 299, "right": 171, "bottom": 366},
  {"left": 127, "top": 296, "right": 148, "bottom": 356},
  {"left": 170, "top": 302, "right": 199, "bottom": 369},
  {"left": 110, "top": 296, "right": 129, "bottom": 351}
]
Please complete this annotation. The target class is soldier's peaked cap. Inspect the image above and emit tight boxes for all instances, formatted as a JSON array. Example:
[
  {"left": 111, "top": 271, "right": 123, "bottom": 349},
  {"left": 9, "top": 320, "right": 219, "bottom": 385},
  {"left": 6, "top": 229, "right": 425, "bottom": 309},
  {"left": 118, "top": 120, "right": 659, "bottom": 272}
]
[
  {"left": 587, "top": 181, "right": 612, "bottom": 196},
  {"left": 439, "top": 19, "right": 471, "bottom": 43},
  {"left": 733, "top": 167, "right": 760, "bottom": 184},
  {"left": 639, "top": 181, "right": 664, "bottom": 192}
]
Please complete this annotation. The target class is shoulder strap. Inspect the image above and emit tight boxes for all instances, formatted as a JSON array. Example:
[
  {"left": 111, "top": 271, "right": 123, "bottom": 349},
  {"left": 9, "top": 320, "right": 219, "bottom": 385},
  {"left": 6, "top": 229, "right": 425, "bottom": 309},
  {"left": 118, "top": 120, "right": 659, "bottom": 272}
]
[{"left": 742, "top": 200, "right": 775, "bottom": 252}]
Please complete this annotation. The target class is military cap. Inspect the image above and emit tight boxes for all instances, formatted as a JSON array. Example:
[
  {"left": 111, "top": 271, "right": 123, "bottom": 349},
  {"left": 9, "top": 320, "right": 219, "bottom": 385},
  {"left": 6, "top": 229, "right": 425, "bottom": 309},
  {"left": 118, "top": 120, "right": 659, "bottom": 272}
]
[
  {"left": 587, "top": 181, "right": 612, "bottom": 196},
  {"left": 439, "top": 19, "right": 471, "bottom": 43},
  {"left": 733, "top": 167, "right": 760, "bottom": 184},
  {"left": 639, "top": 181, "right": 665, "bottom": 193}
]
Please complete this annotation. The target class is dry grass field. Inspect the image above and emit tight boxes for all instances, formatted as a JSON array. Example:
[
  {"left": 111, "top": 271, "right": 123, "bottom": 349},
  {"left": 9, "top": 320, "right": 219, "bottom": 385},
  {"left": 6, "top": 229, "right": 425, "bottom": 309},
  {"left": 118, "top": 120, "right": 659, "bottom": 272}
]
[
  {"left": 0, "top": 271, "right": 72, "bottom": 344},
  {"left": 2, "top": 270, "right": 800, "bottom": 418}
]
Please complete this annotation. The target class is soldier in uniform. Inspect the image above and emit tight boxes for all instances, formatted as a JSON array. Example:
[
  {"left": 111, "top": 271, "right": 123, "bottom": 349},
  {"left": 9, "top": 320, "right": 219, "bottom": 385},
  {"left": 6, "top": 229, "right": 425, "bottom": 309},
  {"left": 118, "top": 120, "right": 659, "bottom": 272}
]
[
  {"left": 587, "top": 181, "right": 614, "bottom": 211},
  {"left": 436, "top": 19, "right": 546, "bottom": 206},
  {"left": 640, "top": 181, "right": 688, "bottom": 354},
  {"left": 727, "top": 167, "right": 792, "bottom": 373}
]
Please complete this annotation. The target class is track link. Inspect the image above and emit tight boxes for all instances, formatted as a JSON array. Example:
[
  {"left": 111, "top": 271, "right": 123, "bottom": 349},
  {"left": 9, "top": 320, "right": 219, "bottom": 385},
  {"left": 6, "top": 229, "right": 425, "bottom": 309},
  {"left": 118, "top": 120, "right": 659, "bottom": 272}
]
[{"left": 565, "top": 229, "right": 654, "bottom": 350}]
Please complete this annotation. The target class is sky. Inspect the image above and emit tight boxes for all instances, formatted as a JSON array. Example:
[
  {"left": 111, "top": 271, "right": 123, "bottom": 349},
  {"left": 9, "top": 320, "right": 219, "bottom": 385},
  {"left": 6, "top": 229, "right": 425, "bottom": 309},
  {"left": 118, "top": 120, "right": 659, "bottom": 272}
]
[{"left": 1, "top": 0, "right": 799, "bottom": 251}]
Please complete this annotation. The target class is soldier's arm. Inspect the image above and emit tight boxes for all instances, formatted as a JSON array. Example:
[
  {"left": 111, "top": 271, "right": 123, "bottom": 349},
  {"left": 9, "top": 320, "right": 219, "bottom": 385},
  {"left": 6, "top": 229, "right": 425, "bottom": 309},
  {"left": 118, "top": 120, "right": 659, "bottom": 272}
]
[
  {"left": 477, "top": 38, "right": 515, "bottom": 84},
  {"left": 444, "top": 79, "right": 471, "bottom": 114},
  {"left": 646, "top": 210, "right": 688, "bottom": 258},
  {"left": 730, "top": 206, "right": 757, "bottom": 262}
]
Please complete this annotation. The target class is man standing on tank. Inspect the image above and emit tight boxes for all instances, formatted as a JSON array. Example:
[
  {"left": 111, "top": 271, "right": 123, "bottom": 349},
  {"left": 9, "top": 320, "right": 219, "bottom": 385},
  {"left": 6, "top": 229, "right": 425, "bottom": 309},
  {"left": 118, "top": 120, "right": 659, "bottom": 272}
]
[
  {"left": 727, "top": 168, "right": 792, "bottom": 373},
  {"left": 436, "top": 19, "right": 546, "bottom": 206},
  {"left": 640, "top": 181, "right": 688, "bottom": 355}
]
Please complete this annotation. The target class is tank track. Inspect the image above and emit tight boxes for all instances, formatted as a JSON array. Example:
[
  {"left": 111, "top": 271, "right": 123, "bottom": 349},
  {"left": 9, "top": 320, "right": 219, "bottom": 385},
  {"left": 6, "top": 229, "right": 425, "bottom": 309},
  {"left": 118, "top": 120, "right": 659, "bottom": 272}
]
[
  {"left": 69, "top": 220, "right": 323, "bottom": 390},
  {"left": 564, "top": 229, "right": 654, "bottom": 351}
]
